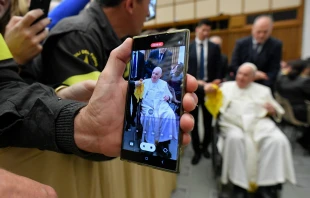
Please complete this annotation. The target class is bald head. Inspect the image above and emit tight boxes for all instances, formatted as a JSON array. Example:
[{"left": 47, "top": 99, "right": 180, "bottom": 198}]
[
  {"left": 210, "top": 36, "right": 223, "bottom": 48},
  {"left": 236, "top": 63, "right": 257, "bottom": 88},
  {"left": 252, "top": 15, "right": 273, "bottom": 44}
]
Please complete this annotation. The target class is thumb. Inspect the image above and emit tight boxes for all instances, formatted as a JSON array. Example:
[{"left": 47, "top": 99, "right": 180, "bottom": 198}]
[{"left": 101, "top": 38, "right": 133, "bottom": 78}]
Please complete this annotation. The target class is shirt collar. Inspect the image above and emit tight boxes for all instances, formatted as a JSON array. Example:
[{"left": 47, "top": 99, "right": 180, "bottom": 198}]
[{"left": 195, "top": 37, "right": 208, "bottom": 45}]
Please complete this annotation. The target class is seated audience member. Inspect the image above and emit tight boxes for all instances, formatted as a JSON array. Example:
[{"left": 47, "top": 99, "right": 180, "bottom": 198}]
[
  {"left": 280, "top": 60, "right": 292, "bottom": 75},
  {"left": 276, "top": 60, "right": 310, "bottom": 151},
  {"left": 209, "top": 35, "right": 228, "bottom": 80},
  {"left": 168, "top": 63, "right": 184, "bottom": 101},
  {"left": 0, "top": 38, "right": 198, "bottom": 196},
  {"left": 146, "top": 48, "right": 172, "bottom": 81},
  {"left": 218, "top": 62, "right": 296, "bottom": 198},
  {"left": 230, "top": 15, "right": 282, "bottom": 89},
  {"left": 137, "top": 67, "right": 178, "bottom": 159}
]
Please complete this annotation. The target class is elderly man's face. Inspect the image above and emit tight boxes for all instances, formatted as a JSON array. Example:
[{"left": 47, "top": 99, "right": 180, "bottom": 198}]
[
  {"left": 252, "top": 17, "right": 272, "bottom": 44},
  {"left": 0, "top": 0, "right": 10, "bottom": 18},
  {"left": 151, "top": 68, "right": 162, "bottom": 83},
  {"left": 236, "top": 66, "right": 255, "bottom": 88}
]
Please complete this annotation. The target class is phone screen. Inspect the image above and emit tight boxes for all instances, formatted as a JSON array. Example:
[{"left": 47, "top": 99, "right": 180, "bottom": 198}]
[
  {"left": 121, "top": 30, "right": 190, "bottom": 172},
  {"left": 146, "top": 0, "right": 156, "bottom": 21}
]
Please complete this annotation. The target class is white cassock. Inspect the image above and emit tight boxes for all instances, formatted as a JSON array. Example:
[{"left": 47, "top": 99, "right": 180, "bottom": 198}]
[
  {"left": 140, "top": 79, "right": 178, "bottom": 144},
  {"left": 217, "top": 81, "right": 296, "bottom": 190}
]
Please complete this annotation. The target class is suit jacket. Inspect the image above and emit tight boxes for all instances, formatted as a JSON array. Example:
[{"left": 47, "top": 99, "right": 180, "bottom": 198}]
[
  {"left": 129, "top": 51, "right": 145, "bottom": 89},
  {"left": 275, "top": 75, "right": 310, "bottom": 121},
  {"left": 230, "top": 36, "right": 282, "bottom": 87},
  {"left": 221, "top": 54, "right": 228, "bottom": 79},
  {"left": 146, "top": 49, "right": 172, "bottom": 81},
  {"left": 188, "top": 40, "right": 222, "bottom": 95}
]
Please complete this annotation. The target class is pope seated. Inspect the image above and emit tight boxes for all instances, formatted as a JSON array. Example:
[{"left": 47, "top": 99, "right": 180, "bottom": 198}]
[
  {"left": 136, "top": 67, "right": 178, "bottom": 159},
  {"left": 217, "top": 62, "right": 296, "bottom": 198}
]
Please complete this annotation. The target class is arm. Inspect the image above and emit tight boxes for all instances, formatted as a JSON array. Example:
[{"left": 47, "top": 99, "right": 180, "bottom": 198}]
[
  {"left": 1, "top": 38, "right": 198, "bottom": 158},
  {"left": 0, "top": 169, "right": 57, "bottom": 198},
  {"left": 0, "top": 59, "right": 110, "bottom": 161},
  {"left": 264, "top": 41, "right": 282, "bottom": 87},
  {"left": 47, "top": 0, "right": 90, "bottom": 29}
]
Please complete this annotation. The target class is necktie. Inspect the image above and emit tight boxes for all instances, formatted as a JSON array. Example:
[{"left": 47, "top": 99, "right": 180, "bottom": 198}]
[
  {"left": 159, "top": 53, "right": 164, "bottom": 63},
  {"left": 199, "top": 43, "right": 204, "bottom": 80},
  {"left": 252, "top": 43, "right": 261, "bottom": 62},
  {"left": 131, "top": 52, "right": 137, "bottom": 78}
]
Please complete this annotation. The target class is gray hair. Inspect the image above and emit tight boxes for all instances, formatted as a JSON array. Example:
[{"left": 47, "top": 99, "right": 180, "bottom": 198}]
[
  {"left": 253, "top": 15, "right": 274, "bottom": 26},
  {"left": 239, "top": 62, "right": 258, "bottom": 76},
  {"left": 153, "top": 66, "right": 162, "bottom": 75}
]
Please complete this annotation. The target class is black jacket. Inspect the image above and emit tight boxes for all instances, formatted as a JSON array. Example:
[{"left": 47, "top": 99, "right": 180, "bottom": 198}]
[
  {"left": 275, "top": 75, "right": 310, "bottom": 122},
  {"left": 0, "top": 59, "right": 112, "bottom": 161},
  {"left": 230, "top": 36, "right": 282, "bottom": 87},
  {"left": 21, "top": 1, "right": 121, "bottom": 87},
  {"left": 188, "top": 40, "right": 222, "bottom": 94},
  {"left": 146, "top": 49, "right": 173, "bottom": 81}
]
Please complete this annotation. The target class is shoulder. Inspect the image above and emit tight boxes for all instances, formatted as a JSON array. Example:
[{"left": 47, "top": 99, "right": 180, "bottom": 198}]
[
  {"left": 236, "top": 36, "right": 251, "bottom": 45},
  {"left": 159, "top": 79, "right": 168, "bottom": 85},
  {"left": 268, "top": 37, "right": 282, "bottom": 46},
  {"left": 221, "top": 81, "right": 235, "bottom": 89},
  {"left": 251, "top": 82, "right": 271, "bottom": 94}
]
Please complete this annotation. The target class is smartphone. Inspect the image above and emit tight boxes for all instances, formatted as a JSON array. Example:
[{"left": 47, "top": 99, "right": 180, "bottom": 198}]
[
  {"left": 121, "top": 29, "right": 190, "bottom": 173},
  {"left": 29, "top": 0, "right": 51, "bottom": 24}
]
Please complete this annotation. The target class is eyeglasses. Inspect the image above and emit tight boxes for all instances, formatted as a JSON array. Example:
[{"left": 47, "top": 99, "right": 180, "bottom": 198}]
[{"left": 146, "top": 0, "right": 157, "bottom": 22}]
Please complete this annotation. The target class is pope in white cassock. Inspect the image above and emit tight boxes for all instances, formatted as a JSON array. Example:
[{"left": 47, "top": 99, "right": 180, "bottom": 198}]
[
  {"left": 217, "top": 63, "right": 296, "bottom": 198},
  {"left": 137, "top": 67, "right": 178, "bottom": 159}
]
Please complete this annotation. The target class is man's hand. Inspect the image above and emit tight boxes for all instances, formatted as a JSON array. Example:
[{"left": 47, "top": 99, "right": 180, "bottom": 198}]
[
  {"left": 4, "top": 9, "right": 50, "bottom": 65},
  {"left": 134, "top": 80, "right": 142, "bottom": 87},
  {"left": 255, "top": 71, "right": 269, "bottom": 81},
  {"left": 56, "top": 80, "right": 97, "bottom": 103},
  {"left": 197, "top": 80, "right": 206, "bottom": 86},
  {"left": 0, "top": 169, "right": 57, "bottom": 198},
  {"left": 163, "top": 95, "right": 170, "bottom": 101},
  {"left": 204, "top": 83, "right": 216, "bottom": 94},
  {"left": 264, "top": 103, "right": 276, "bottom": 116},
  {"left": 74, "top": 38, "right": 198, "bottom": 157}
]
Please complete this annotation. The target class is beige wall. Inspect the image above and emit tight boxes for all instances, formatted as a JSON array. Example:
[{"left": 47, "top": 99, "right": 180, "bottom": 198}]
[{"left": 145, "top": 0, "right": 301, "bottom": 26}]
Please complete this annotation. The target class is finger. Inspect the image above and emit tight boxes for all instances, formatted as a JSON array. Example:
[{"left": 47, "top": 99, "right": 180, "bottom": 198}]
[
  {"left": 183, "top": 92, "right": 197, "bottom": 112},
  {"left": 180, "top": 113, "right": 195, "bottom": 133},
  {"left": 31, "top": 18, "right": 51, "bottom": 35},
  {"left": 33, "top": 28, "right": 49, "bottom": 43},
  {"left": 182, "top": 133, "right": 191, "bottom": 146},
  {"left": 101, "top": 38, "right": 133, "bottom": 78},
  {"left": 185, "top": 74, "right": 198, "bottom": 93},
  {"left": 5, "top": 16, "right": 23, "bottom": 29},
  {"left": 20, "top": 9, "right": 44, "bottom": 27}
]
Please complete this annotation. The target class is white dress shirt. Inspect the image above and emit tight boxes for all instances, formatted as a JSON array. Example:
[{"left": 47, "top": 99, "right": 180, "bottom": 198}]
[{"left": 195, "top": 37, "right": 208, "bottom": 81}]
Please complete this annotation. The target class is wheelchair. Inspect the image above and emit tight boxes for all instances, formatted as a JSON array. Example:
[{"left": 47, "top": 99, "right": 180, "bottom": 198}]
[
  {"left": 133, "top": 85, "right": 181, "bottom": 158},
  {"left": 211, "top": 115, "right": 282, "bottom": 198}
]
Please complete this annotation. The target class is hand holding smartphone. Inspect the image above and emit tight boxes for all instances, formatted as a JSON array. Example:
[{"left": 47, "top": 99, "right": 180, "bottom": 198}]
[{"left": 121, "top": 29, "right": 190, "bottom": 173}]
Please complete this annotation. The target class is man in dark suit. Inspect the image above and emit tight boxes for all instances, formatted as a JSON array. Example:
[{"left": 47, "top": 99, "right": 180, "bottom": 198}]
[
  {"left": 188, "top": 19, "right": 222, "bottom": 165},
  {"left": 126, "top": 50, "right": 145, "bottom": 130},
  {"left": 210, "top": 36, "right": 229, "bottom": 80},
  {"left": 230, "top": 15, "right": 282, "bottom": 89},
  {"left": 146, "top": 48, "right": 172, "bottom": 81}
]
